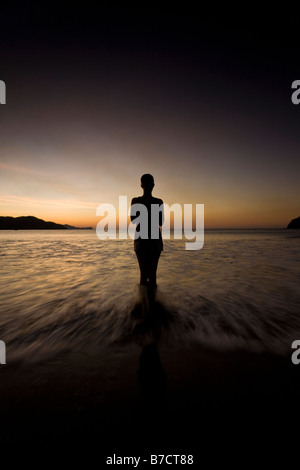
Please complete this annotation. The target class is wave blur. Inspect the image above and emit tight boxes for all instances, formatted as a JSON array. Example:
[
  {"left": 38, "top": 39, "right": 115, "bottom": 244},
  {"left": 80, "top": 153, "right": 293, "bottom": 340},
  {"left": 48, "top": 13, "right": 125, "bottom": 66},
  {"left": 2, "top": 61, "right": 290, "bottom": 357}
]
[{"left": 0, "top": 229, "right": 299, "bottom": 362}]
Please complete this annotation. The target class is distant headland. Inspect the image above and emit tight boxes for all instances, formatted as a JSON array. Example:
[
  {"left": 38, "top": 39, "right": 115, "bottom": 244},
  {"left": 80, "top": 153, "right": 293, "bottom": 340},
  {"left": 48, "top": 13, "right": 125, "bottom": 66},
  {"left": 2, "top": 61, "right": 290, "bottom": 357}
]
[
  {"left": 287, "top": 216, "right": 300, "bottom": 229},
  {"left": 0, "top": 216, "right": 93, "bottom": 230}
]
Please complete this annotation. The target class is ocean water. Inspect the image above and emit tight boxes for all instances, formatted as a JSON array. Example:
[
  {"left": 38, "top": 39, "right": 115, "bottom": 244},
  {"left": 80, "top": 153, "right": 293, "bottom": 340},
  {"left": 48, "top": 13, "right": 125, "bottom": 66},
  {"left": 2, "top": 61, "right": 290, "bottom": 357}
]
[{"left": 0, "top": 229, "right": 299, "bottom": 361}]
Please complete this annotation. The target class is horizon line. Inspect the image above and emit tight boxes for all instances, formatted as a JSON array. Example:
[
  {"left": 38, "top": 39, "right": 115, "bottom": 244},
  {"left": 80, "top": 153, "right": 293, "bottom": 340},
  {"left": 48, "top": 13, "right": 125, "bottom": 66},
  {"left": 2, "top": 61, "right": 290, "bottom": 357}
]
[{"left": 0, "top": 214, "right": 291, "bottom": 231}]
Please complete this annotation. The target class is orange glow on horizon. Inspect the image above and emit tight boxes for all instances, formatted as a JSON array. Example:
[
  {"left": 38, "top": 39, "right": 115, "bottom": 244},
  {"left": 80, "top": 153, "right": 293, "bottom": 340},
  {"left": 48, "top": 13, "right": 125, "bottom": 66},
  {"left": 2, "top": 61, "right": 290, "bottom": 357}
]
[
  {"left": 0, "top": 158, "right": 298, "bottom": 230},
  {"left": 0, "top": 202, "right": 294, "bottom": 229}
]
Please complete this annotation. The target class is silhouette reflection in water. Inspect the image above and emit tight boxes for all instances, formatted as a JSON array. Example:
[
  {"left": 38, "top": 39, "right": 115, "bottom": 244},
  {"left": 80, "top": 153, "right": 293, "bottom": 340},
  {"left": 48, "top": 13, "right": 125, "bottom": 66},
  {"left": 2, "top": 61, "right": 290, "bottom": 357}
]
[
  {"left": 138, "top": 342, "right": 167, "bottom": 412},
  {"left": 130, "top": 287, "right": 172, "bottom": 425}
]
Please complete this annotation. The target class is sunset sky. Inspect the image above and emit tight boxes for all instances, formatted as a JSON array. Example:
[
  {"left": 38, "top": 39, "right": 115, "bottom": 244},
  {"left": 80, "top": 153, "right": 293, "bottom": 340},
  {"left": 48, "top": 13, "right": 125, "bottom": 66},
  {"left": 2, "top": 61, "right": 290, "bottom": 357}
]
[{"left": 0, "top": 7, "right": 299, "bottom": 228}]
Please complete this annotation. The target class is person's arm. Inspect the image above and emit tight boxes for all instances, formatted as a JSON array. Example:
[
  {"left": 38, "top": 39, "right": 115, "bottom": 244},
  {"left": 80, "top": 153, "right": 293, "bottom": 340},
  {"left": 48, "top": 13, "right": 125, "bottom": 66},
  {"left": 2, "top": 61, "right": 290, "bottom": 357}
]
[
  {"left": 130, "top": 198, "right": 138, "bottom": 223},
  {"left": 159, "top": 199, "right": 164, "bottom": 227}
]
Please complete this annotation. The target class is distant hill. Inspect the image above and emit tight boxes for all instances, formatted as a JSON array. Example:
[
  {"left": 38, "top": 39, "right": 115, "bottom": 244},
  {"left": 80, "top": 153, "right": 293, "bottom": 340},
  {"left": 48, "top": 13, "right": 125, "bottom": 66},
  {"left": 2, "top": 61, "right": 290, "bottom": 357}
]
[
  {"left": 64, "top": 224, "right": 93, "bottom": 230},
  {"left": 287, "top": 216, "right": 300, "bottom": 229},
  {"left": 0, "top": 216, "right": 92, "bottom": 230}
]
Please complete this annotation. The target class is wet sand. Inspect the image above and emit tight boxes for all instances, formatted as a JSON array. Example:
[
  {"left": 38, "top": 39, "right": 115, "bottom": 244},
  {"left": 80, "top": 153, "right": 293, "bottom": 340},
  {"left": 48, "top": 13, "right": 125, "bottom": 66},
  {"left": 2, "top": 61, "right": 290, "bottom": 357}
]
[{"left": 1, "top": 339, "right": 298, "bottom": 466}]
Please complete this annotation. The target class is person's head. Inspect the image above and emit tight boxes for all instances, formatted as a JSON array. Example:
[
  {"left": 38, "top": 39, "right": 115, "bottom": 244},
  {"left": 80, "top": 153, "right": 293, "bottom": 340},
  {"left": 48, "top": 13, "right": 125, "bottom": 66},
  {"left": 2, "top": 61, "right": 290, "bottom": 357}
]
[{"left": 141, "top": 173, "right": 154, "bottom": 192}]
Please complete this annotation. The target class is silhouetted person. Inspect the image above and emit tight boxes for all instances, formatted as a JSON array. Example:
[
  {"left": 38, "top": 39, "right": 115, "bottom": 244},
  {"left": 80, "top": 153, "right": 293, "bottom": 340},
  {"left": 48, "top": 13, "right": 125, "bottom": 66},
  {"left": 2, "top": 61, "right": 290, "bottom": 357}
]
[{"left": 131, "top": 174, "right": 163, "bottom": 289}]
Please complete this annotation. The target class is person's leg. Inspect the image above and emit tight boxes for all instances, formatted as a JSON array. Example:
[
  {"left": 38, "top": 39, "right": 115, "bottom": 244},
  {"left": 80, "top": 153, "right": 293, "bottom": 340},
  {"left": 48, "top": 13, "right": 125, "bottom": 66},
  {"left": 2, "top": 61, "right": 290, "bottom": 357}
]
[
  {"left": 136, "top": 252, "right": 149, "bottom": 285},
  {"left": 148, "top": 252, "right": 161, "bottom": 288}
]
